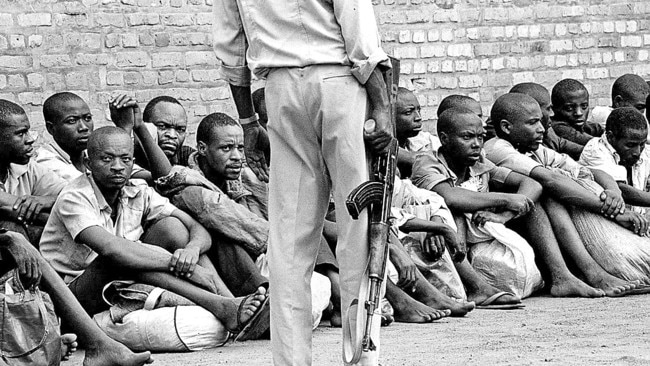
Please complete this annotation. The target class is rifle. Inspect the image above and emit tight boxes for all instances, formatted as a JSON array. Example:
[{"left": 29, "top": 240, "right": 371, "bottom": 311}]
[{"left": 343, "top": 57, "right": 399, "bottom": 364}]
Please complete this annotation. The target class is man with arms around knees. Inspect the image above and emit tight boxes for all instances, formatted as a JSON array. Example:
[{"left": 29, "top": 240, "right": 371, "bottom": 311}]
[
  {"left": 485, "top": 93, "right": 646, "bottom": 295},
  {"left": 40, "top": 127, "right": 270, "bottom": 340}
]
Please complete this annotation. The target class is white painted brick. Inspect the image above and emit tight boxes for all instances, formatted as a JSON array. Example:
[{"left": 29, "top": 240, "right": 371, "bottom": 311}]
[
  {"left": 398, "top": 30, "right": 411, "bottom": 43},
  {"left": 412, "top": 30, "right": 426, "bottom": 43},
  {"left": 549, "top": 40, "right": 572, "bottom": 52},
  {"left": 466, "top": 28, "right": 479, "bottom": 40},
  {"left": 555, "top": 24, "right": 567, "bottom": 37},
  {"left": 517, "top": 25, "right": 528, "bottom": 38},
  {"left": 621, "top": 35, "right": 642, "bottom": 48},
  {"left": 413, "top": 61, "right": 426, "bottom": 74},
  {"left": 627, "top": 21, "right": 637, "bottom": 32},
  {"left": 512, "top": 71, "right": 534, "bottom": 85},
  {"left": 615, "top": 21, "right": 626, "bottom": 33},
  {"left": 561, "top": 69, "right": 584, "bottom": 80},
  {"left": 458, "top": 75, "right": 482, "bottom": 88},
  {"left": 529, "top": 25, "right": 540, "bottom": 38},
  {"left": 441, "top": 60, "right": 453, "bottom": 72},
  {"left": 455, "top": 60, "right": 467, "bottom": 72},
  {"left": 420, "top": 45, "right": 445, "bottom": 58},
  {"left": 639, "top": 50, "right": 649, "bottom": 62},
  {"left": 492, "top": 57, "right": 504, "bottom": 71},
  {"left": 585, "top": 68, "right": 608, "bottom": 79},
  {"left": 447, "top": 43, "right": 472, "bottom": 57},
  {"left": 505, "top": 26, "right": 516, "bottom": 38},
  {"left": 556, "top": 55, "right": 567, "bottom": 67},
  {"left": 614, "top": 51, "right": 625, "bottom": 62},
  {"left": 603, "top": 21, "right": 615, "bottom": 33},
  {"left": 427, "top": 29, "right": 439, "bottom": 41},
  {"left": 602, "top": 52, "right": 613, "bottom": 63},
  {"left": 440, "top": 29, "right": 453, "bottom": 42}
]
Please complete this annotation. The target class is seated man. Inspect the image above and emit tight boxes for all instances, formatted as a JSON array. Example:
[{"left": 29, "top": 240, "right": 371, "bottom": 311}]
[
  {"left": 39, "top": 127, "right": 269, "bottom": 341},
  {"left": 1, "top": 225, "right": 153, "bottom": 366},
  {"left": 0, "top": 99, "right": 66, "bottom": 245},
  {"left": 133, "top": 96, "right": 196, "bottom": 172},
  {"left": 510, "top": 83, "right": 583, "bottom": 160},
  {"left": 588, "top": 74, "right": 650, "bottom": 131},
  {"left": 580, "top": 107, "right": 650, "bottom": 215},
  {"left": 395, "top": 88, "right": 440, "bottom": 177},
  {"left": 37, "top": 92, "right": 93, "bottom": 181},
  {"left": 485, "top": 93, "right": 648, "bottom": 292},
  {"left": 550, "top": 78, "right": 604, "bottom": 146},
  {"left": 412, "top": 107, "right": 545, "bottom": 303}
]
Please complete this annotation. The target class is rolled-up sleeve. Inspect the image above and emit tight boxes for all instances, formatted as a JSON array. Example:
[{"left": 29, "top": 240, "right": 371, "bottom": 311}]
[
  {"left": 331, "top": 0, "right": 390, "bottom": 84},
  {"left": 212, "top": 0, "right": 252, "bottom": 86}
]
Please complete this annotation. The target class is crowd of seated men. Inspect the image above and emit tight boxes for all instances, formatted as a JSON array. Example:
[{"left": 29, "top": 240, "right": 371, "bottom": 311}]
[{"left": 1, "top": 72, "right": 649, "bottom": 362}]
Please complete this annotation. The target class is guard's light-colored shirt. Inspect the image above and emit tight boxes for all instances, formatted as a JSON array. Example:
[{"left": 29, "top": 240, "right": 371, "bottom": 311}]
[
  {"left": 411, "top": 150, "right": 512, "bottom": 192},
  {"left": 405, "top": 131, "right": 441, "bottom": 154},
  {"left": 35, "top": 143, "right": 84, "bottom": 182},
  {"left": 0, "top": 160, "right": 66, "bottom": 198},
  {"left": 212, "top": 0, "right": 389, "bottom": 85},
  {"left": 484, "top": 137, "right": 588, "bottom": 179},
  {"left": 40, "top": 174, "right": 176, "bottom": 280}
]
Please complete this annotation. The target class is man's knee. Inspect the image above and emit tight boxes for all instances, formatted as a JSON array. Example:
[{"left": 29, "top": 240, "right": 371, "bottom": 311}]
[{"left": 142, "top": 216, "right": 190, "bottom": 251}]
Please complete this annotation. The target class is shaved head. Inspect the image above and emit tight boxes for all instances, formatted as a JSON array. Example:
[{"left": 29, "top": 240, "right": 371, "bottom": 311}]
[
  {"left": 437, "top": 107, "right": 480, "bottom": 136},
  {"left": 510, "top": 83, "right": 550, "bottom": 106},
  {"left": 438, "top": 95, "right": 482, "bottom": 118},
  {"left": 43, "top": 92, "right": 85, "bottom": 123},
  {"left": 491, "top": 93, "right": 540, "bottom": 138},
  {"left": 87, "top": 126, "right": 132, "bottom": 159}
]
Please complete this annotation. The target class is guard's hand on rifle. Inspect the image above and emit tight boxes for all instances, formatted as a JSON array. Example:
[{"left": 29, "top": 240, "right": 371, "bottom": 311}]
[{"left": 363, "top": 109, "right": 393, "bottom": 154}]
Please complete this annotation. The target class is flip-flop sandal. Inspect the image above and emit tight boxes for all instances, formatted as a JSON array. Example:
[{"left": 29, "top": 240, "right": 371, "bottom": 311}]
[
  {"left": 233, "top": 294, "right": 271, "bottom": 342},
  {"left": 475, "top": 291, "right": 525, "bottom": 310}
]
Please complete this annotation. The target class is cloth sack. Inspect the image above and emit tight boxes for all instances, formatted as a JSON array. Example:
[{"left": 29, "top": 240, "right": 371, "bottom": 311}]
[
  {"left": 465, "top": 217, "right": 545, "bottom": 299},
  {"left": 1, "top": 270, "right": 61, "bottom": 365},
  {"left": 94, "top": 281, "right": 229, "bottom": 352},
  {"left": 566, "top": 174, "right": 650, "bottom": 283}
]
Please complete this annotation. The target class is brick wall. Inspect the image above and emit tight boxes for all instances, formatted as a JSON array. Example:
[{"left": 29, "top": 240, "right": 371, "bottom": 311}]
[{"left": 1, "top": 0, "right": 649, "bottom": 140}]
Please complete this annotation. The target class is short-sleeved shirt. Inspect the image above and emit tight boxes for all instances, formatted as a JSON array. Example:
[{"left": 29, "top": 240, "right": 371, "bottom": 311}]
[
  {"left": 0, "top": 160, "right": 66, "bottom": 198},
  {"left": 39, "top": 174, "right": 176, "bottom": 280},
  {"left": 405, "top": 131, "right": 441, "bottom": 154},
  {"left": 35, "top": 143, "right": 84, "bottom": 182},
  {"left": 484, "top": 137, "right": 587, "bottom": 179},
  {"left": 580, "top": 135, "right": 650, "bottom": 191},
  {"left": 411, "top": 150, "right": 512, "bottom": 192}
]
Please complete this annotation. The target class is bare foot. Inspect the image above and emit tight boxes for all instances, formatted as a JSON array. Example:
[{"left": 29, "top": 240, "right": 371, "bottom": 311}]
[
  {"left": 419, "top": 286, "right": 475, "bottom": 317},
  {"left": 393, "top": 299, "right": 451, "bottom": 323},
  {"left": 61, "top": 333, "right": 77, "bottom": 361},
  {"left": 83, "top": 340, "right": 153, "bottom": 366},
  {"left": 549, "top": 275, "right": 604, "bottom": 298},
  {"left": 222, "top": 286, "right": 268, "bottom": 333},
  {"left": 586, "top": 272, "right": 639, "bottom": 297}
]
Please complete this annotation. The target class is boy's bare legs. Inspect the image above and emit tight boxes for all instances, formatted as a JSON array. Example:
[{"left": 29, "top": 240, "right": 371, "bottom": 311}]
[
  {"left": 543, "top": 197, "right": 638, "bottom": 296},
  {"left": 523, "top": 201, "right": 604, "bottom": 297}
]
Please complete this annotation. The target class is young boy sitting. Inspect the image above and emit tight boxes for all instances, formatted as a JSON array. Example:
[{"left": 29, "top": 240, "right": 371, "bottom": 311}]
[
  {"left": 395, "top": 88, "right": 440, "bottom": 176},
  {"left": 550, "top": 79, "right": 604, "bottom": 146},
  {"left": 412, "top": 107, "right": 544, "bottom": 303},
  {"left": 510, "top": 83, "right": 583, "bottom": 160},
  {"left": 39, "top": 127, "right": 270, "bottom": 341},
  {"left": 588, "top": 74, "right": 650, "bottom": 131},
  {"left": 580, "top": 107, "right": 650, "bottom": 214},
  {"left": 485, "top": 93, "right": 648, "bottom": 292},
  {"left": 37, "top": 92, "right": 93, "bottom": 181}
]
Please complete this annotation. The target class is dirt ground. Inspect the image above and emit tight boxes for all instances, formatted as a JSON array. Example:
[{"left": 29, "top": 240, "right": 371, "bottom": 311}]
[{"left": 67, "top": 294, "right": 650, "bottom": 366}]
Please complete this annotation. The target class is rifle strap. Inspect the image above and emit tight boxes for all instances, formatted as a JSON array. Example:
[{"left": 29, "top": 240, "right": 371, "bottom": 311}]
[{"left": 342, "top": 258, "right": 370, "bottom": 364}]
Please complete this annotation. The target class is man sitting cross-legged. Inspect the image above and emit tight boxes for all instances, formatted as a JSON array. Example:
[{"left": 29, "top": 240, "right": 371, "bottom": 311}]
[
  {"left": 39, "top": 126, "right": 270, "bottom": 341},
  {"left": 510, "top": 83, "right": 583, "bottom": 161},
  {"left": 412, "top": 107, "right": 544, "bottom": 305},
  {"left": 485, "top": 93, "right": 648, "bottom": 294},
  {"left": 1, "top": 224, "right": 153, "bottom": 366}
]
